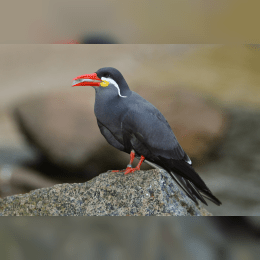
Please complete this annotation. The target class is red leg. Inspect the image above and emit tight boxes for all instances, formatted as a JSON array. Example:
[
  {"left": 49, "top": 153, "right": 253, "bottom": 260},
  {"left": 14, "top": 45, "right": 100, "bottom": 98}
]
[
  {"left": 136, "top": 155, "right": 145, "bottom": 169},
  {"left": 129, "top": 150, "right": 136, "bottom": 165}
]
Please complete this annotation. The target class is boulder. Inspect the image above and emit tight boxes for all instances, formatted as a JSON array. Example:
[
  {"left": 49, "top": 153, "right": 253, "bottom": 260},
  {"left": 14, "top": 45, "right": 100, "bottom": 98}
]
[
  {"left": 0, "top": 169, "right": 212, "bottom": 216},
  {"left": 13, "top": 90, "right": 131, "bottom": 176}
]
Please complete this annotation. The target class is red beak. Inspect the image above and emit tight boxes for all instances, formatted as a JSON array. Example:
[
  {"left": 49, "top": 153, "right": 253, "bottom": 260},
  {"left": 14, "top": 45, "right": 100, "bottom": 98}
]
[{"left": 72, "top": 73, "right": 102, "bottom": 87}]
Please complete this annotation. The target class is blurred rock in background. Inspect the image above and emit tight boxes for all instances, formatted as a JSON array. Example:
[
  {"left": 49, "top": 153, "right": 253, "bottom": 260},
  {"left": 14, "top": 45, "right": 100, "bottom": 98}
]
[
  {"left": 0, "top": 165, "right": 57, "bottom": 198},
  {"left": 198, "top": 107, "right": 260, "bottom": 216},
  {"left": 81, "top": 34, "right": 118, "bottom": 44},
  {"left": 12, "top": 90, "right": 123, "bottom": 180}
]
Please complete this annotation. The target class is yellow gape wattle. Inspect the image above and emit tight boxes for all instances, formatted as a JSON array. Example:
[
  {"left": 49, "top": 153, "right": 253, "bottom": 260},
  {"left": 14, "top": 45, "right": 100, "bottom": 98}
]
[{"left": 100, "top": 80, "right": 109, "bottom": 87}]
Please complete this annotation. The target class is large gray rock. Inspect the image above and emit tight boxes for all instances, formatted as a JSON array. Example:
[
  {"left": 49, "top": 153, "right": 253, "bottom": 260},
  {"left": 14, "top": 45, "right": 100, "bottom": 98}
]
[{"left": 0, "top": 169, "right": 211, "bottom": 216}]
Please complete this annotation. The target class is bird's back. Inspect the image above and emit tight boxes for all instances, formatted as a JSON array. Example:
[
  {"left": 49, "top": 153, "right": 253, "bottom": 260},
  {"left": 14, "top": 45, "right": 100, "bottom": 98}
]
[{"left": 122, "top": 91, "right": 186, "bottom": 160}]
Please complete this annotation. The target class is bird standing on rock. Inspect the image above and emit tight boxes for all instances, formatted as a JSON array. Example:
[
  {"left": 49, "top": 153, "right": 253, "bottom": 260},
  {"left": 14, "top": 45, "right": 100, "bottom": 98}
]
[{"left": 72, "top": 67, "right": 221, "bottom": 206}]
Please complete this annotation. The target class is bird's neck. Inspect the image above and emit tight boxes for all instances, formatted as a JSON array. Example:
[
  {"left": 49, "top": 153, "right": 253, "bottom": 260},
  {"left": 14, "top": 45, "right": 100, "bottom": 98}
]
[{"left": 118, "top": 79, "right": 131, "bottom": 96}]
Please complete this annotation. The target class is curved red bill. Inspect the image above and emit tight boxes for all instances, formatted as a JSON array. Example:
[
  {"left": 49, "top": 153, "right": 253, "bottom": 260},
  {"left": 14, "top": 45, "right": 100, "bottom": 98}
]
[{"left": 72, "top": 73, "right": 102, "bottom": 87}]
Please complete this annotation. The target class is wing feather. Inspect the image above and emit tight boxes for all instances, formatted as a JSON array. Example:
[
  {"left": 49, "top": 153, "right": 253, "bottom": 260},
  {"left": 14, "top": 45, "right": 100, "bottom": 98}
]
[{"left": 121, "top": 107, "right": 186, "bottom": 160}]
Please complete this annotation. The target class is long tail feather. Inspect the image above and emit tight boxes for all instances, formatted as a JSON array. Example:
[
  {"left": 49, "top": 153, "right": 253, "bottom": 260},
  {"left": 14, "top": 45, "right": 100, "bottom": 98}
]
[{"left": 144, "top": 158, "right": 221, "bottom": 206}]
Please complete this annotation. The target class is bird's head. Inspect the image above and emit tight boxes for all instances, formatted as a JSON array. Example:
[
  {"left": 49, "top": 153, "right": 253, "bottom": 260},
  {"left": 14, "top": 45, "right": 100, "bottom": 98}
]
[{"left": 72, "top": 67, "right": 130, "bottom": 98}]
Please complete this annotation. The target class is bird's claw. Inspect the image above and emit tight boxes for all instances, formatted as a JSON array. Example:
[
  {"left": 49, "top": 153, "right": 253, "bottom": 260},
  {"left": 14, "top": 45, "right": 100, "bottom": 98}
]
[
  {"left": 111, "top": 169, "right": 124, "bottom": 173},
  {"left": 124, "top": 167, "right": 140, "bottom": 175},
  {"left": 111, "top": 167, "right": 140, "bottom": 175},
  {"left": 124, "top": 167, "right": 133, "bottom": 175}
]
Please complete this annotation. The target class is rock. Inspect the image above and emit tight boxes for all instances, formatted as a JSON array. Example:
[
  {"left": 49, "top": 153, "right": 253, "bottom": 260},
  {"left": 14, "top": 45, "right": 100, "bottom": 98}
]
[
  {"left": 13, "top": 90, "right": 131, "bottom": 176},
  {"left": 137, "top": 86, "right": 227, "bottom": 163},
  {"left": 197, "top": 107, "right": 260, "bottom": 216},
  {"left": 0, "top": 169, "right": 212, "bottom": 216},
  {"left": 81, "top": 34, "right": 118, "bottom": 44},
  {"left": 0, "top": 165, "right": 58, "bottom": 198}
]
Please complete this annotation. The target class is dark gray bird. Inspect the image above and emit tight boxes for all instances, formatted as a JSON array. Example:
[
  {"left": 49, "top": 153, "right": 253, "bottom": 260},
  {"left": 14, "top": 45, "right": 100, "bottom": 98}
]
[{"left": 72, "top": 67, "right": 221, "bottom": 206}]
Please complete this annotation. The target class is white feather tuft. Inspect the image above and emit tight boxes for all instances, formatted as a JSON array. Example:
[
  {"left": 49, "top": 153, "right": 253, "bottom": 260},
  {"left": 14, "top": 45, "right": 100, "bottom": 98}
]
[{"left": 101, "top": 77, "right": 127, "bottom": 98}]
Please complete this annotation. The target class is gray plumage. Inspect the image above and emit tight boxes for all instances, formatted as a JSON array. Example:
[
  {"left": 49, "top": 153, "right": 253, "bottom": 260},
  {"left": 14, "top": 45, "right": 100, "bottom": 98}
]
[{"left": 92, "top": 67, "right": 221, "bottom": 206}]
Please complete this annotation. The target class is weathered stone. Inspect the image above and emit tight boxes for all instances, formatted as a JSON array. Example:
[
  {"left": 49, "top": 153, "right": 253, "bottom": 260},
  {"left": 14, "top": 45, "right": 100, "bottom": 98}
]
[{"left": 0, "top": 169, "right": 212, "bottom": 216}]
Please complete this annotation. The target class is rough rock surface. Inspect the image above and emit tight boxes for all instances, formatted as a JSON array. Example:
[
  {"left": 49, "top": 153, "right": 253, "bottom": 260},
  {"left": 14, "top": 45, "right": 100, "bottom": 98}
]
[{"left": 0, "top": 169, "right": 211, "bottom": 216}]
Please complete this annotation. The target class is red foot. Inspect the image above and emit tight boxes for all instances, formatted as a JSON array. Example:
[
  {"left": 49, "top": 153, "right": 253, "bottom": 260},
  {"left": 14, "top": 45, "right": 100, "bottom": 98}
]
[
  {"left": 124, "top": 166, "right": 140, "bottom": 175},
  {"left": 124, "top": 155, "right": 145, "bottom": 175},
  {"left": 111, "top": 167, "right": 135, "bottom": 174},
  {"left": 111, "top": 154, "right": 145, "bottom": 175}
]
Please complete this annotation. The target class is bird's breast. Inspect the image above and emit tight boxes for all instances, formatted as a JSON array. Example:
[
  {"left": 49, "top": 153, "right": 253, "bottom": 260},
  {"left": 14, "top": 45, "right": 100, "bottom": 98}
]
[{"left": 94, "top": 97, "right": 128, "bottom": 141}]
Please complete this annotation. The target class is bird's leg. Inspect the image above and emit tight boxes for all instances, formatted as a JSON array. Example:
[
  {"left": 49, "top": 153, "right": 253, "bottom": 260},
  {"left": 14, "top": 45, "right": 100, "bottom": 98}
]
[
  {"left": 111, "top": 150, "right": 135, "bottom": 173},
  {"left": 124, "top": 155, "right": 145, "bottom": 175},
  {"left": 125, "top": 150, "right": 135, "bottom": 170}
]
